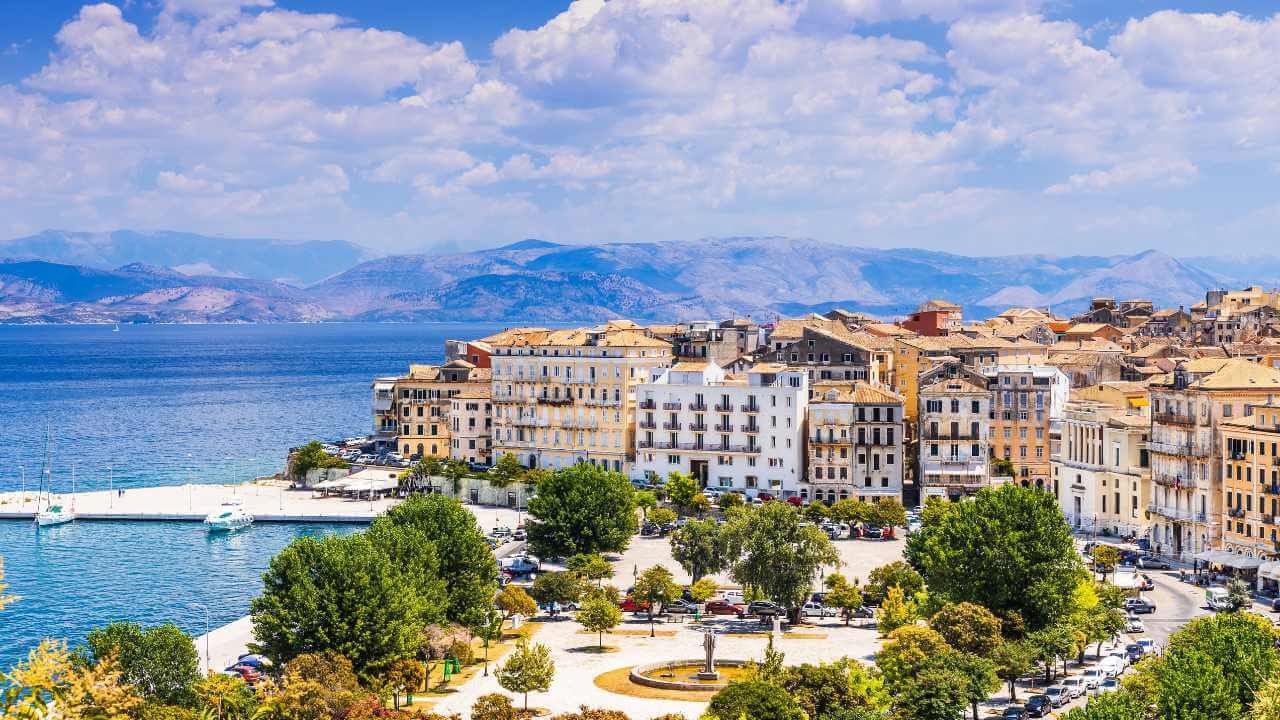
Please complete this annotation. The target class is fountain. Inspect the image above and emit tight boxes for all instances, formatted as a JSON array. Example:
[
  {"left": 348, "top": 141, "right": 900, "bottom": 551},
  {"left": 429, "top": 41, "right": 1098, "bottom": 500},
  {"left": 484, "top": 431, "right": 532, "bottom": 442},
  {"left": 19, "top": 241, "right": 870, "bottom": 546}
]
[
  {"left": 627, "top": 631, "right": 748, "bottom": 691},
  {"left": 696, "top": 631, "right": 719, "bottom": 680}
]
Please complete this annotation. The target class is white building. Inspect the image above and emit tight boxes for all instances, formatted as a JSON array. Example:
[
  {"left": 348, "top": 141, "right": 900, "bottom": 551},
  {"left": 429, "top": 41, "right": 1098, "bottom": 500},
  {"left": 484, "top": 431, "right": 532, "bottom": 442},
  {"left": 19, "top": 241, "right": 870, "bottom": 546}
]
[
  {"left": 805, "top": 382, "right": 906, "bottom": 504},
  {"left": 449, "top": 389, "right": 492, "bottom": 465},
  {"left": 632, "top": 362, "right": 808, "bottom": 499},
  {"left": 1053, "top": 399, "right": 1151, "bottom": 538},
  {"left": 918, "top": 376, "right": 992, "bottom": 500}
]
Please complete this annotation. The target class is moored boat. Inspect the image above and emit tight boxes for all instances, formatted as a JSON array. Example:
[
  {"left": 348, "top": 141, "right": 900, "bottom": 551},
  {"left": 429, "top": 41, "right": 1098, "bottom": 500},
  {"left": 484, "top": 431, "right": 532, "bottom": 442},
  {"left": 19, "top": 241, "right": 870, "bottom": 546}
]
[{"left": 204, "top": 499, "right": 253, "bottom": 531}]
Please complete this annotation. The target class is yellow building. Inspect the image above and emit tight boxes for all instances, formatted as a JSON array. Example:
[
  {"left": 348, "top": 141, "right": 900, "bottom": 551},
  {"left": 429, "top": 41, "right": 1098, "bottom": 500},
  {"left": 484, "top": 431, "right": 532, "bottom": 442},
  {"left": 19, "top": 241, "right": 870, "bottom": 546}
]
[
  {"left": 1220, "top": 405, "right": 1280, "bottom": 563},
  {"left": 488, "top": 323, "right": 672, "bottom": 474},
  {"left": 393, "top": 360, "right": 491, "bottom": 459}
]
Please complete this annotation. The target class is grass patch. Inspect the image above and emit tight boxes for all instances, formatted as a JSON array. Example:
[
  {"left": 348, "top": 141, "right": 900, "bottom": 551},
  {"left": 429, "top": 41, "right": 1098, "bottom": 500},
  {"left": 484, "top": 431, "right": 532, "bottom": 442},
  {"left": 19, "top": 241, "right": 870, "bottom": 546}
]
[
  {"left": 567, "top": 645, "right": 622, "bottom": 654},
  {"left": 576, "top": 629, "right": 677, "bottom": 637},
  {"left": 592, "top": 666, "right": 718, "bottom": 702}
]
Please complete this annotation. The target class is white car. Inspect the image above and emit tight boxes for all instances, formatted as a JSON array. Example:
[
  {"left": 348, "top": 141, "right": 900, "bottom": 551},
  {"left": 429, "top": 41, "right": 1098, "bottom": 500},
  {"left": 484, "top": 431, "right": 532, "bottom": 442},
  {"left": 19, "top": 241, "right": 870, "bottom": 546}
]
[
  {"left": 1126, "top": 617, "right": 1145, "bottom": 633},
  {"left": 1062, "top": 678, "right": 1085, "bottom": 699},
  {"left": 723, "top": 590, "right": 745, "bottom": 604},
  {"left": 1081, "top": 669, "right": 1102, "bottom": 691},
  {"left": 1100, "top": 657, "right": 1124, "bottom": 678},
  {"left": 800, "top": 601, "right": 837, "bottom": 618}
]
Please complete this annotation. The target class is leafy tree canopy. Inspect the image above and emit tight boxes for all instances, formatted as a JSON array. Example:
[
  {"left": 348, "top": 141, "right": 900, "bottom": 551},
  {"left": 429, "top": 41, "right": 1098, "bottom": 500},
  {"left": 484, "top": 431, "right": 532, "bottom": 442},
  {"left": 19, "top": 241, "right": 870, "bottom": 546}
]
[{"left": 527, "top": 463, "right": 637, "bottom": 557}]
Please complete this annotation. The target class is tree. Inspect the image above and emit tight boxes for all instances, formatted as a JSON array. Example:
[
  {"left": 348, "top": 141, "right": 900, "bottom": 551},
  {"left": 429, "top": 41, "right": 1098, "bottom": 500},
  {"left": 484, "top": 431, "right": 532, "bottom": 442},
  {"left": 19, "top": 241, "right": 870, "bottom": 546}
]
[
  {"left": 419, "top": 624, "right": 467, "bottom": 689},
  {"left": 863, "top": 562, "right": 924, "bottom": 606},
  {"left": 401, "top": 456, "right": 444, "bottom": 493},
  {"left": 1156, "top": 649, "right": 1241, "bottom": 720},
  {"left": 566, "top": 553, "right": 614, "bottom": 586},
  {"left": 635, "top": 491, "right": 657, "bottom": 522},
  {"left": 526, "top": 464, "right": 638, "bottom": 557},
  {"left": 778, "top": 658, "right": 891, "bottom": 720},
  {"left": 443, "top": 460, "right": 470, "bottom": 495},
  {"left": 1083, "top": 604, "right": 1127, "bottom": 660},
  {"left": 1228, "top": 578, "right": 1253, "bottom": 611},
  {"left": 991, "top": 639, "right": 1035, "bottom": 701},
  {"left": 251, "top": 530, "right": 446, "bottom": 674},
  {"left": 878, "top": 585, "right": 919, "bottom": 635},
  {"left": 1090, "top": 545, "right": 1120, "bottom": 581},
  {"left": 945, "top": 652, "right": 1000, "bottom": 720},
  {"left": 2, "top": 639, "right": 73, "bottom": 719},
  {"left": 664, "top": 472, "right": 698, "bottom": 515},
  {"left": 1026, "top": 624, "right": 1076, "bottom": 683},
  {"left": 803, "top": 502, "right": 830, "bottom": 524},
  {"left": 634, "top": 565, "right": 681, "bottom": 637},
  {"left": 381, "top": 658, "right": 426, "bottom": 709},
  {"left": 875, "top": 626, "right": 951, "bottom": 687},
  {"left": 373, "top": 493, "right": 498, "bottom": 625},
  {"left": 62, "top": 651, "right": 145, "bottom": 720},
  {"left": 470, "top": 693, "right": 518, "bottom": 720},
  {"left": 1061, "top": 691, "right": 1148, "bottom": 720},
  {"left": 193, "top": 672, "right": 259, "bottom": 720},
  {"left": 496, "top": 640, "right": 554, "bottom": 711},
  {"left": 669, "top": 518, "right": 729, "bottom": 582},
  {"left": 259, "top": 652, "right": 368, "bottom": 720},
  {"left": 929, "top": 602, "right": 1003, "bottom": 656},
  {"left": 1165, "top": 611, "right": 1280, "bottom": 709},
  {"left": 84, "top": 622, "right": 201, "bottom": 707},
  {"left": 892, "top": 657, "right": 970, "bottom": 720},
  {"left": 718, "top": 492, "right": 744, "bottom": 511},
  {"left": 289, "top": 441, "right": 347, "bottom": 478},
  {"left": 867, "top": 498, "right": 908, "bottom": 529},
  {"left": 495, "top": 585, "right": 538, "bottom": 627},
  {"left": 724, "top": 500, "right": 840, "bottom": 620},
  {"left": 577, "top": 594, "right": 623, "bottom": 649},
  {"left": 828, "top": 499, "right": 869, "bottom": 531},
  {"left": 488, "top": 453, "right": 526, "bottom": 488},
  {"left": 905, "top": 484, "right": 1083, "bottom": 631},
  {"left": 707, "top": 679, "right": 806, "bottom": 720},
  {"left": 688, "top": 578, "right": 719, "bottom": 604},
  {"left": 529, "top": 572, "right": 583, "bottom": 617},
  {"left": 689, "top": 493, "right": 712, "bottom": 517},
  {"left": 647, "top": 507, "right": 677, "bottom": 527},
  {"left": 824, "top": 575, "right": 864, "bottom": 626},
  {"left": 1249, "top": 672, "right": 1280, "bottom": 720}
]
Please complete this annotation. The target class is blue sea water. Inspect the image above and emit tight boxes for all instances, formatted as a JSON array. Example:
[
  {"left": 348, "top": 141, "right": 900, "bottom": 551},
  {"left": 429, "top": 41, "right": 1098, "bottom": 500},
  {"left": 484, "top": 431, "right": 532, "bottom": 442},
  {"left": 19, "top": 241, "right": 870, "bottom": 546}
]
[{"left": 0, "top": 322, "right": 505, "bottom": 670}]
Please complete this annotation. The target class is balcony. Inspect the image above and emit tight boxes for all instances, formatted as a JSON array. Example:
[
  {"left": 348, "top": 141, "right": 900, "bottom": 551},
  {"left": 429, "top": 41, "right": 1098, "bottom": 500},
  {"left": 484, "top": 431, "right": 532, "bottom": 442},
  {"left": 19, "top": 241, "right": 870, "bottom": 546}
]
[
  {"left": 562, "top": 417, "right": 598, "bottom": 429},
  {"left": 1148, "top": 440, "right": 1192, "bottom": 456},
  {"left": 921, "top": 432, "right": 980, "bottom": 441},
  {"left": 1265, "top": 514, "right": 1277, "bottom": 525},
  {"left": 1229, "top": 507, "right": 1245, "bottom": 519},
  {"left": 1153, "top": 411, "right": 1196, "bottom": 427},
  {"left": 740, "top": 425, "right": 760, "bottom": 434},
  {"left": 1231, "top": 451, "right": 1247, "bottom": 461},
  {"left": 714, "top": 423, "right": 733, "bottom": 432},
  {"left": 1153, "top": 473, "right": 1198, "bottom": 489},
  {"left": 537, "top": 396, "right": 573, "bottom": 406},
  {"left": 566, "top": 376, "right": 594, "bottom": 385},
  {"left": 639, "top": 399, "right": 657, "bottom": 410},
  {"left": 638, "top": 420, "right": 657, "bottom": 430},
  {"left": 689, "top": 423, "right": 708, "bottom": 432},
  {"left": 1274, "top": 456, "right": 1280, "bottom": 466},
  {"left": 741, "top": 403, "right": 761, "bottom": 414},
  {"left": 663, "top": 401, "right": 683, "bottom": 411},
  {"left": 663, "top": 421, "right": 683, "bottom": 431},
  {"left": 583, "top": 396, "right": 620, "bottom": 407},
  {"left": 513, "top": 416, "right": 540, "bottom": 427},
  {"left": 689, "top": 401, "right": 708, "bottom": 412},
  {"left": 714, "top": 402, "right": 733, "bottom": 412},
  {"left": 1265, "top": 484, "right": 1280, "bottom": 495}
]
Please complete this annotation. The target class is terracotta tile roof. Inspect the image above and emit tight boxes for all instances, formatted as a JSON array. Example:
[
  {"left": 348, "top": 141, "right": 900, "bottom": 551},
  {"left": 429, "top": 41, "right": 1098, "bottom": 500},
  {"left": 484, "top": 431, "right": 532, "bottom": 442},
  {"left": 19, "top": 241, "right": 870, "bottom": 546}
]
[
  {"left": 748, "top": 362, "right": 792, "bottom": 373},
  {"left": 863, "top": 322, "right": 915, "bottom": 337},
  {"left": 1195, "top": 359, "right": 1280, "bottom": 390},
  {"left": 811, "top": 381, "right": 904, "bottom": 405},
  {"left": 671, "top": 361, "right": 711, "bottom": 371},
  {"left": 920, "top": 376, "right": 989, "bottom": 395}
]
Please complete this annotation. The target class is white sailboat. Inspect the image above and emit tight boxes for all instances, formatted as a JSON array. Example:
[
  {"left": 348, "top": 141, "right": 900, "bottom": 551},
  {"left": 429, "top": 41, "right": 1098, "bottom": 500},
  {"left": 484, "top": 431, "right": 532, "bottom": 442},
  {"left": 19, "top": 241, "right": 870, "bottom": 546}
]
[
  {"left": 35, "top": 435, "right": 76, "bottom": 527},
  {"left": 204, "top": 498, "right": 253, "bottom": 532}
]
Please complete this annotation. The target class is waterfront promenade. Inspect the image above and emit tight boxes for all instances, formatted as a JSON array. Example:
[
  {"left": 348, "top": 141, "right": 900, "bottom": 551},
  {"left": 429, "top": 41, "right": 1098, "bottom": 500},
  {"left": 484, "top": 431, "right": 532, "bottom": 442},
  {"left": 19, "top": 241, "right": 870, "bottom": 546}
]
[{"left": 0, "top": 481, "right": 399, "bottom": 523}]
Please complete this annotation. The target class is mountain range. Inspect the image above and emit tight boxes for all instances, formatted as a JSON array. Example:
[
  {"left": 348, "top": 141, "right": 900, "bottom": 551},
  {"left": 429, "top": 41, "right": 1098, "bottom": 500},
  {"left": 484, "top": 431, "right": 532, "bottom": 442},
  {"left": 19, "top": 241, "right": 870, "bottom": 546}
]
[{"left": 0, "top": 231, "right": 1261, "bottom": 324}]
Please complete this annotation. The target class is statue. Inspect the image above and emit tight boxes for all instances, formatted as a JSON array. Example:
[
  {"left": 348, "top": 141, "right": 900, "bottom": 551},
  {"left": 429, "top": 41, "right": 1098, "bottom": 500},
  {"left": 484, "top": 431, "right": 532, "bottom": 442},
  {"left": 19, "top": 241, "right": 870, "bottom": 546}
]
[{"left": 697, "top": 630, "right": 719, "bottom": 680}]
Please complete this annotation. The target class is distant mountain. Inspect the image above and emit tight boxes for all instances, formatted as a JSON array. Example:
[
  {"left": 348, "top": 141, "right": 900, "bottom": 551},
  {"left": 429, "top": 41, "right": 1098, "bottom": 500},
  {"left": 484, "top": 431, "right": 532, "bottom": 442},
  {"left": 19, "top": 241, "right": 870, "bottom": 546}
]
[
  {"left": 0, "top": 230, "right": 368, "bottom": 285},
  {"left": 1180, "top": 255, "right": 1280, "bottom": 289},
  {"left": 0, "top": 236, "right": 1246, "bottom": 324}
]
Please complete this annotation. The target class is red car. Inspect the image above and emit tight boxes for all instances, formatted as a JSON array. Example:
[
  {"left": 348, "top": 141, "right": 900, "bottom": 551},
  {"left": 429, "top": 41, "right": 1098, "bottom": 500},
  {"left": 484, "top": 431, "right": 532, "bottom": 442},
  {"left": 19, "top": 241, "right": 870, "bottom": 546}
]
[
  {"left": 757, "top": 493, "right": 775, "bottom": 503},
  {"left": 704, "top": 599, "right": 747, "bottom": 617},
  {"left": 620, "top": 597, "right": 652, "bottom": 613},
  {"left": 785, "top": 496, "right": 804, "bottom": 506}
]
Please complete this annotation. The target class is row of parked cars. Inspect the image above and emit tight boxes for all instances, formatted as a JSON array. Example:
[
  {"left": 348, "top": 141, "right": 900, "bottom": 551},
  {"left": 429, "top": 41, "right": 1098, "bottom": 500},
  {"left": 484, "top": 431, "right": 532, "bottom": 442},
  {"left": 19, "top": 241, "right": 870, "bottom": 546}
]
[
  {"left": 220, "top": 653, "right": 268, "bottom": 685},
  {"left": 1007, "top": 639, "right": 1159, "bottom": 717}
]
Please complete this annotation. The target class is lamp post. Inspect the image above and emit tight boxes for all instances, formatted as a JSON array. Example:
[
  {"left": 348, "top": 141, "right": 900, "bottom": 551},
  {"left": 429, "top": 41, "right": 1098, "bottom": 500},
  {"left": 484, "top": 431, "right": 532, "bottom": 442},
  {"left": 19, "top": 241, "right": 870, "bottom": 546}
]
[{"left": 193, "top": 603, "right": 211, "bottom": 674}]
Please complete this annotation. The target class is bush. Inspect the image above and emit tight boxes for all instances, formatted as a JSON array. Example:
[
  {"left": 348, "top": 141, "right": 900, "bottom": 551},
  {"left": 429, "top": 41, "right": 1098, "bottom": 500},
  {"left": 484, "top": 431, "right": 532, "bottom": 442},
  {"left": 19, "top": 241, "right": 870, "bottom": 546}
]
[
  {"left": 470, "top": 693, "right": 518, "bottom": 720},
  {"left": 290, "top": 440, "right": 347, "bottom": 477},
  {"left": 449, "top": 638, "right": 476, "bottom": 666},
  {"left": 707, "top": 679, "right": 806, "bottom": 720}
]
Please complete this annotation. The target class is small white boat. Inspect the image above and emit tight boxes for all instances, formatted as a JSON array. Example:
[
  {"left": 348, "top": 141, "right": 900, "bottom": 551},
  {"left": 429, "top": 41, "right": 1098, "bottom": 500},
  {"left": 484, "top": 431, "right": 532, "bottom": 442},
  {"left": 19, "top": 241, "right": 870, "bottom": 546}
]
[
  {"left": 205, "top": 499, "right": 253, "bottom": 531},
  {"left": 36, "top": 502, "right": 75, "bottom": 527},
  {"left": 112, "top": 323, "right": 120, "bottom": 332}
]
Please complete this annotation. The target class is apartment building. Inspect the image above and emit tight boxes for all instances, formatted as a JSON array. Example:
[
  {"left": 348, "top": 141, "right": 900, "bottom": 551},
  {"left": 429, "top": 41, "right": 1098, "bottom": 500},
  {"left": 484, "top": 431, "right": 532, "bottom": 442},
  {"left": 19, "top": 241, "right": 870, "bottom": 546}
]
[
  {"left": 1148, "top": 358, "right": 1280, "bottom": 561},
  {"left": 770, "top": 326, "right": 881, "bottom": 385},
  {"left": 488, "top": 325, "right": 672, "bottom": 474},
  {"left": 666, "top": 319, "right": 766, "bottom": 366},
  {"left": 372, "top": 377, "right": 399, "bottom": 449},
  {"left": 449, "top": 389, "right": 492, "bottom": 465},
  {"left": 632, "top": 362, "right": 808, "bottom": 499},
  {"left": 985, "top": 365, "right": 1069, "bottom": 488},
  {"left": 1220, "top": 405, "right": 1280, "bottom": 565},
  {"left": 390, "top": 360, "right": 491, "bottom": 459},
  {"left": 1054, "top": 399, "right": 1150, "bottom": 537},
  {"left": 805, "top": 382, "right": 905, "bottom": 504},
  {"left": 918, "top": 375, "right": 992, "bottom": 500}
]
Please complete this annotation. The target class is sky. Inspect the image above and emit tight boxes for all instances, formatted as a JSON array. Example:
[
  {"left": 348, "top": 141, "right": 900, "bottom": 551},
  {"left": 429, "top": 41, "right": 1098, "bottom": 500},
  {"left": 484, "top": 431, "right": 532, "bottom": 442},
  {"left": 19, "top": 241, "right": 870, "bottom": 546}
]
[{"left": 1, "top": 0, "right": 1279, "bottom": 257}]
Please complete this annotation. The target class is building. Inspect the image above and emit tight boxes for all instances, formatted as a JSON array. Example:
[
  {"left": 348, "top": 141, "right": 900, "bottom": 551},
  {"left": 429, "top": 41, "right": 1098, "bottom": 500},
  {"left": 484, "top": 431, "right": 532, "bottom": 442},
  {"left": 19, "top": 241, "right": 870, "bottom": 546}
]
[
  {"left": 1148, "top": 358, "right": 1280, "bottom": 561},
  {"left": 984, "top": 365, "right": 1070, "bottom": 489},
  {"left": 917, "top": 299, "right": 963, "bottom": 330},
  {"left": 805, "top": 382, "right": 905, "bottom": 504},
  {"left": 489, "top": 325, "right": 672, "bottom": 474},
  {"left": 372, "top": 377, "right": 399, "bottom": 449},
  {"left": 770, "top": 326, "right": 882, "bottom": 385},
  {"left": 632, "top": 362, "right": 808, "bottom": 499},
  {"left": 449, "top": 389, "right": 493, "bottom": 465},
  {"left": 1220, "top": 405, "right": 1280, "bottom": 565},
  {"left": 1054, "top": 399, "right": 1151, "bottom": 538},
  {"left": 668, "top": 319, "right": 766, "bottom": 366},
  {"left": 390, "top": 360, "right": 491, "bottom": 459},
  {"left": 918, "top": 375, "right": 992, "bottom": 500},
  {"left": 899, "top": 309, "right": 951, "bottom": 337}
]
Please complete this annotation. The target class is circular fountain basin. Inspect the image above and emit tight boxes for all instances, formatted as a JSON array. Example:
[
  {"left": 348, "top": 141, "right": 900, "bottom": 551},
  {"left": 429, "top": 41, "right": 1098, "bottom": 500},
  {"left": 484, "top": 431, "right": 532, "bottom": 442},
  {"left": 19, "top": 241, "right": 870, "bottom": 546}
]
[{"left": 629, "top": 659, "right": 750, "bottom": 691}]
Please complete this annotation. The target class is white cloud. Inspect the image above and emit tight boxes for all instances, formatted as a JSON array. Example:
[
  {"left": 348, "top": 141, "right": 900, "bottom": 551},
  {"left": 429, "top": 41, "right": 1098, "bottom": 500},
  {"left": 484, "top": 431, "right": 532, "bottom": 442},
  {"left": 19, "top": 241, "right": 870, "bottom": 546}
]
[{"left": 1044, "top": 157, "right": 1199, "bottom": 195}]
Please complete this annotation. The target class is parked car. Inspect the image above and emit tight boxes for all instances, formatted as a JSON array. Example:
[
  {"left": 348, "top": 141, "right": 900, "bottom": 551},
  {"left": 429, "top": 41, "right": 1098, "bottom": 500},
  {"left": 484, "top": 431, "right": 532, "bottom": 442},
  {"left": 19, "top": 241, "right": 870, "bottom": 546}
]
[
  {"left": 620, "top": 597, "right": 651, "bottom": 613},
  {"left": 705, "top": 600, "right": 747, "bottom": 617},
  {"left": 1043, "top": 686, "right": 1069, "bottom": 708},
  {"left": 512, "top": 528, "right": 526, "bottom": 541},
  {"left": 786, "top": 496, "right": 804, "bottom": 506},
  {"left": 1138, "top": 574, "right": 1155, "bottom": 591},
  {"left": 666, "top": 599, "right": 699, "bottom": 614},
  {"left": 1002, "top": 706, "right": 1028, "bottom": 720},
  {"left": 851, "top": 605, "right": 876, "bottom": 619},
  {"left": 722, "top": 589, "right": 745, "bottom": 604},
  {"left": 225, "top": 664, "right": 261, "bottom": 684},
  {"left": 1126, "top": 617, "right": 1146, "bottom": 634},
  {"left": 861, "top": 525, "right": 885, "bottom": 539},
  {"left": 1025, "top": 695, "right": 1050, "bottom": 718},
  {"left": 1125, "top": 597, "right": 1156, "bottom": 614},
  {"left": 1062, "top": 677, "right": 1085, "bottom": 699},
  {"left": 800, "top": 601, "right": 837, "bottom": 618},
  {"left": 747, "top": 600, "right": 784, "bottom": 618},
  {"left": 1125, "top": 643, "right": 1145, "bottom": 662},
  {"left": 1082, "top": 669, "right": 1102, "bottom": 691},
  {"left": 1099, "top": 678, "right": 1121, "bottom": 694},
  {"left": 500, "top": 556, "right": 539, "bottom": 574},
  {"left": 1137, "top": 639, "right": 1157, "bottom": 655},
  {"left": 1137, "top": 556, "right": 1172, "bottom": 570}
]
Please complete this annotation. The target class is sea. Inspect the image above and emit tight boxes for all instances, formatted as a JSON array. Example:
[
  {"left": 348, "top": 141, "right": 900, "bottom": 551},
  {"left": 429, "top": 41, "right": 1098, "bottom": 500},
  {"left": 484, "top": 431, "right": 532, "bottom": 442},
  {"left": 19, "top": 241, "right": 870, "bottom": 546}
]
[{"left": 0, "top": 322, "right": 504, "bottom": 670}]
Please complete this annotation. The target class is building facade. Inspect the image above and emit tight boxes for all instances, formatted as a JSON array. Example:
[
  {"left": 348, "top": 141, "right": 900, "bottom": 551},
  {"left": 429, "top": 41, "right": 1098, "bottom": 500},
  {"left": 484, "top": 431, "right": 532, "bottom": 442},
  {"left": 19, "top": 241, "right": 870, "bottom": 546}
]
[
  {"left": 1221, "top": 406, "right": 1280, "bottom": 561},
  {"left": 985, "top": 365, "right": 1069, "bottom": 489},
  {"left": 489, "top": 325, "right": 672, "bottom": 474},
  {"left": 805, "top": 382, "right": 905, "bottom": 504},
  {"left": 632, "top": 362, "right": 808, "bottom": 499},
  {"left": 449, "top": 389, "right": 493, "bottom": 465},
  {"left": 391, "top": 360, "right": 490, "bottom": 459},
  {"left": 1054, "top": 399, "right": 1151, "bottom": 538},
  {"left": 918, "top": 376, "right": 992, "bottom": 500}
]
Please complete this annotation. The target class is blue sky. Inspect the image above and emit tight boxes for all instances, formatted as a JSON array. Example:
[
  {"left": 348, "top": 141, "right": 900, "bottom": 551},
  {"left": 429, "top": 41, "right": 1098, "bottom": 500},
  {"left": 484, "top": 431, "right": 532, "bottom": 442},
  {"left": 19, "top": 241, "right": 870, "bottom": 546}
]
[{"left": 1, "top": 0, "right": 1279, "bottom": 257}]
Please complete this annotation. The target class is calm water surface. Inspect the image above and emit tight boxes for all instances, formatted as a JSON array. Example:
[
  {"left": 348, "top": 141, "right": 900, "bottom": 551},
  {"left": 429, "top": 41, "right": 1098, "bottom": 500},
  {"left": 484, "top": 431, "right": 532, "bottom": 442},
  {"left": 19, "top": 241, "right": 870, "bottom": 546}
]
[{"left": 0, "top": 322, "right": 504, "bottom": 669}]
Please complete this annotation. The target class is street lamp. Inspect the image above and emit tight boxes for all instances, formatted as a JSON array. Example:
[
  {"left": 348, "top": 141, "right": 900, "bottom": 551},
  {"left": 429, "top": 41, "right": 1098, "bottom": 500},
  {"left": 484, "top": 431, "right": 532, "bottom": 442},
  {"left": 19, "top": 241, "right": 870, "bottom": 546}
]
[{"left": 193, "top": 603, "right": 211, "bottom": 674}]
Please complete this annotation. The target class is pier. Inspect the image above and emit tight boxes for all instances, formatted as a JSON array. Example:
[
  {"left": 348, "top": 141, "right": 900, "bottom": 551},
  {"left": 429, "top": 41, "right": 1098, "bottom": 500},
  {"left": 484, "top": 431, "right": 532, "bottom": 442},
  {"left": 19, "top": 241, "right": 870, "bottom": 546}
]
[{"left": 0, "top": 481, "right": 398, "bottom": 523}]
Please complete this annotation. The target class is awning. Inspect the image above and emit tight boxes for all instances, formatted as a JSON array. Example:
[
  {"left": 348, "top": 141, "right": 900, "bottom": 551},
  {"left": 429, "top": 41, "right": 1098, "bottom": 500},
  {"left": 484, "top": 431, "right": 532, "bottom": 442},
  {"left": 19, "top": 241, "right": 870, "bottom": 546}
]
[
  {"left": 1220, "top": 554, "right": 1264, "bottom": 571},
  {"left": 1194, "top": 550, "right": 1224, "bottom": 563}
]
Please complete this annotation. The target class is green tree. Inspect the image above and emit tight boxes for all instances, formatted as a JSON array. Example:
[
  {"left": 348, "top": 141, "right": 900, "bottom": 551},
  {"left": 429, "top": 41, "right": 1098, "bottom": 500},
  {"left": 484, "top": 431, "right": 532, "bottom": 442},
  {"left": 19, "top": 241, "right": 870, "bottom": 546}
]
[
  {"left": 1026, "top": 623, "right": 1076, "bottom": 683},
  {"left": 529, "top": 572, "right": 583, "bottom": 617},
  {"left": 867, "top": 498, "right": 908, "bottom": 529},
  {"left": 251, "top": 530, "right": 446, "bottom": 674},
  {"left": 634, "top": 565, "right": 681, "bottom": 636},
  {"left": 1249, "top": 672, "right": 1280, "bottom": 720},
  {"left": 669, "top": 518, "right": 729, "bottom": 582},
  {"left": 778, "top": 658, "right": 891, "bottom": 720},
  {"left": 929, "top": 602, "right": 1003, "bottom": 656},
  {"left": 829, "top": 499, "right": 869, "bottom": 531},
  {"left": 289, "top": 441, "right": 347, "bottom": 478},
  {"left": 707, "top": 679, "right": 806, "bottom": 720},
  {"left": 824, "top": 574, "right": 864, "bottom": 626},
  {"left": 724, "top": 500, "right": 840, "bottom": 620},
  {"left": 442, "top": 460, "right": 470, "bottom": 495},
  {"left": 470, "top": 693, "right": 518, "bottom": 720},
  {"left": 1083, "top": 604, "right": 1128, "bottom": 660},
  {"left": 718, "top": 492, "right": 744, "bottom": 511},
  {"left": 577, "top": 594, "right": 623, "bottom": 649},
  {"left": 373, "top": 493, "right": 497, "bottom": 625},
  {"left": 488, "top": 453, "right": 526, "bottom": 488},
  {"left": 84, "top": 622, "right": 201, "bottom": 707},
  {"left": 193, "top": 672, "right": 259, "bottom": 720},
  {"left": 381, "top": 658, "right": 426, "bottom": 709},
  {"left": 494, "top": 585, "right": 538, "bottom": 627},
  {"left": 892, "top": 656, "right": 970, "bottom": 720},
  {"left": 664, "top": 472, "right": 698, "bottom": 515},
  {"left": 689, "top": 493, "right": 712, "bottom": 517},
  {"left": 634, "top": 491, "right": 657, "bottom": 522},
  {"left": 1062, "top": 691, "right": 1148, "bottom": 720},
  {"left": 647, "top": 507, "right": 677, "bottom": 527},
  {"left": 991, "top": 639, "right": 1035, "bottom": 701},
  {"left": 878, "top": 585, "right": 919, "bottom": 635},
  {"left": 688, "top": 578, "right": 719, "bottom": 604},
  {"left": 863, "top": 561, "right": 924, "bottom": 606},
  {"left": 1090, "top": 545, "right": 1120, "bottom": 581},
  {"left": 803, "top": 502, "right": 830, "bottom": 524},
  {"left": 496, "top": 640, "right": 554, "bottom": 711},
  {"left": 1166, "top": 611, "right": 1280, "bottom": 709},
  {"left": 566, "top": 553, "right": 615, "bottom": 586},
  {"left": 905, "top": 484, "right": 1083, "bottom": 631},
  {"left": 875, "top": 626, "right": 951, "bottom": 687},
  {"left": 262, "top": 651, "right": 368, "bottom": 720},
  {"left": 527, "top": 464, "right": 638, "bottom": 557},
  {"left": 1157, "top": 649, "right": 1241, "bottom": 720},
  {"left": 944, "top": 652, "right": 1000, "bottom": 720}
]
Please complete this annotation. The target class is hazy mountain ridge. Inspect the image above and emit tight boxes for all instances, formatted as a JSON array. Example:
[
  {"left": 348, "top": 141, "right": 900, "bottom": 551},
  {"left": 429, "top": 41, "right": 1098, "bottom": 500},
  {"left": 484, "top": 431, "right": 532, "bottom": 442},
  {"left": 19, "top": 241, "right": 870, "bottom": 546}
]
[{"left": 0, "top": 233, "right": 1254, "bottom": 324}]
